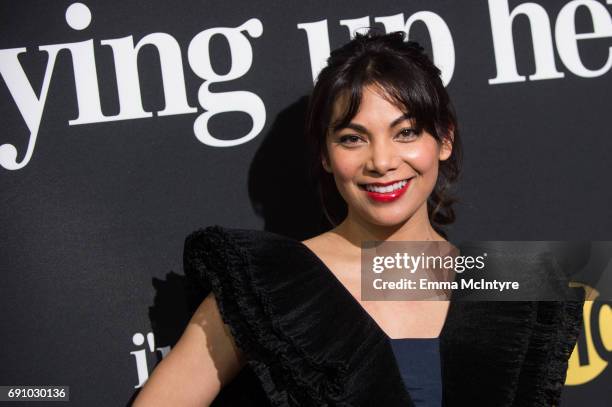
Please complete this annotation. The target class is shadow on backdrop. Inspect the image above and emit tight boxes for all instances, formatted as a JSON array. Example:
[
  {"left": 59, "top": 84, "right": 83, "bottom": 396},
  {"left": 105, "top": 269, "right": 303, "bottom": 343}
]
[
  {"left": 135, "top": 98, "right": 324, "bottom": 405},
  {"left": 248, "top": 96, "right": 332, "bottom": 240}
]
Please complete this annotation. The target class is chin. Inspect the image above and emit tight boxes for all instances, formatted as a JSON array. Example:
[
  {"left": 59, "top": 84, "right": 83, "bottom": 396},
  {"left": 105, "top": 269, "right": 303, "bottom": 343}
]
[{"left": 363, "top": 208, "right": 417, "bottom": 228}]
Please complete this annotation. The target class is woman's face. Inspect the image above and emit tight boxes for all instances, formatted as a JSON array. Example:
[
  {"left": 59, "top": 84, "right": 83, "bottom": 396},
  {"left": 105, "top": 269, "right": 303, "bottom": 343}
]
[{"left": 323, "top": 84, "right": 452, "bottom": 227}]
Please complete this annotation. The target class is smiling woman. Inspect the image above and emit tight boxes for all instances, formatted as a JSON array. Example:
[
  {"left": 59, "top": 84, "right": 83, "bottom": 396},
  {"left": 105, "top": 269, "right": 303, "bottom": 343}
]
[
  {"left": 306, "top": 37, "right": 461, "bottom": 239},
  {"left": 133, "top": 29, "right": 584, "bottom": 407},
  {"left": 320, "top": 84, "right": 453, "bottom": 229}
]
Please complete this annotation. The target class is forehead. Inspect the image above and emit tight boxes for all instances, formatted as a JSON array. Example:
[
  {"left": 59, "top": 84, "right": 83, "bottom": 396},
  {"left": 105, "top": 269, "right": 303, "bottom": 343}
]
[{"left": 330, "top": 84, "right": 406, "bottom": 122}]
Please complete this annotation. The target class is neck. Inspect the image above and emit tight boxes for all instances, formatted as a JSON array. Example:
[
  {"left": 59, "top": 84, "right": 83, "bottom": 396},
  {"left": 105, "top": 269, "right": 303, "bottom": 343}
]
[{"left": 334, "top": 202, "right": 444, "bottom": 250}]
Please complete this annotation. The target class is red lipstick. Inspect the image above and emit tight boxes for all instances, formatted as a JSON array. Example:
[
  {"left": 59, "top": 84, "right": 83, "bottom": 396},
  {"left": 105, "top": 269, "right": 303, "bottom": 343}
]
[{"left": 360, "top": 178, "right": 412, "bottom": 203}]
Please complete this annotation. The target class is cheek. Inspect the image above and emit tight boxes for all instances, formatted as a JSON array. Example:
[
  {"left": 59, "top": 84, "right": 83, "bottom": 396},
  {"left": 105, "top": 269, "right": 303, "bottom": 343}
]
[
  {"left": 401, "top": 139, "right": 440, "bottom": 175},
  {"left": 329, "top": 151, "right": 362, "bottom": 182}
]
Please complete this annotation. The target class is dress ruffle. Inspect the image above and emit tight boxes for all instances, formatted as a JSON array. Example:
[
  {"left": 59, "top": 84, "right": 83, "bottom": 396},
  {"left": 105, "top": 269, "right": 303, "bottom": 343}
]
[
  {"left": 183, "top": 225, "right": 586, "bottom": 407},
  {"left": 440, "top": 288, "right": 585, "bottom": 405},
  {"left": 183, "top": 225, "right": 353, "bottom": 406},
  {"left": 513, "top": 299, "right": 584, "bottom": 406}
]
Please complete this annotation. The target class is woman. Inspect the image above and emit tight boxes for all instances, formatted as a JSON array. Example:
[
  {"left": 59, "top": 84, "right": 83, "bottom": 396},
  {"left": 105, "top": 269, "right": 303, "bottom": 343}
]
[{"left": 133, "top": 30, "right": 583, "bottom": 406}]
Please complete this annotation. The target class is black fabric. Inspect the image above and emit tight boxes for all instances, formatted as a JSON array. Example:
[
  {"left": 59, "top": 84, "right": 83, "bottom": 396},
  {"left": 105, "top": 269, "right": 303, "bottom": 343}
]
[{"left": 183, "top": 225, "right": 585, "bottom": 407}]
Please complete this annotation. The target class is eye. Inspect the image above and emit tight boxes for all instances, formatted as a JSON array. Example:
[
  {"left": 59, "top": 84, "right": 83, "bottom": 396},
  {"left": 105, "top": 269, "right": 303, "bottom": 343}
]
[
  {"left": 338, "top": 134, "right": 364, "bottom": 145},
  {"left": 396, "top": 128, "right": 419, "bottom": 142}
]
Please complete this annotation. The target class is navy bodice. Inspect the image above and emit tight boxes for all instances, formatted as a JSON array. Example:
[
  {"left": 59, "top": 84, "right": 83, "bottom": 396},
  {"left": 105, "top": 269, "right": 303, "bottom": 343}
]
[{"left": 389, "top": 337, "right": 442, "bottom": 406}]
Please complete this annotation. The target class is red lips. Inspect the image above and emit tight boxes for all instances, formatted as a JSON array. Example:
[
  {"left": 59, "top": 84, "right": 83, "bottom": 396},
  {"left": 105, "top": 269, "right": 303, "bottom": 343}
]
[{"left": 362, "top": 179, "right": 412, "bottom": 203}]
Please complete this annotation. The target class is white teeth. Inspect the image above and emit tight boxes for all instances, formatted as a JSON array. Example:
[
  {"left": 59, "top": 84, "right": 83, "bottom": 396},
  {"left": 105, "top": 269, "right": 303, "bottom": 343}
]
[{"left": 364, "top": 179, "right": 408, "bottom": 193}]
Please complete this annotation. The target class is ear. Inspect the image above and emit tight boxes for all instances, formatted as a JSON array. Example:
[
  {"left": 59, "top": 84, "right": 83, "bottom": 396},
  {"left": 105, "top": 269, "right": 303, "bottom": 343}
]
[
  {"left": 438, "top": 125, "right": 454, "bottom": 161},
  {"left": 321, "top": 154, "right": 332, "bottom": 173}
]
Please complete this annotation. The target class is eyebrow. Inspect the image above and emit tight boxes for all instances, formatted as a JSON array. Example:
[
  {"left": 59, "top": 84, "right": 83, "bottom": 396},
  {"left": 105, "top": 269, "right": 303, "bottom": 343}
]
[{"left": 332, "top": 113, "right": 414, "bottom": 134}]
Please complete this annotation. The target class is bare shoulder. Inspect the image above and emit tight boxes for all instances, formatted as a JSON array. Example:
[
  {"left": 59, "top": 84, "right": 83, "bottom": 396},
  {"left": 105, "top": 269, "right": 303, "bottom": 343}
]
[
  {"left": 300, "top": 230, "right": 351, "bottom": 261},
  {"left": 301, "top": 231, "right": 342, "bottom": 271},
  {"left": 300, "top": 230, "right": 363, "bottom": 285},
  {"left": 301, "top": 230, "right": 337, "bottom": 250}
]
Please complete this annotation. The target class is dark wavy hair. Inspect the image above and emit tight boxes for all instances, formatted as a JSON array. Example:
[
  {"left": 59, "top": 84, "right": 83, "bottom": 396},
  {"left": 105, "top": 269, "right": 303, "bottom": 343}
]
[{"left": 304, "top": 29, "right": 462, "bottom": 238}]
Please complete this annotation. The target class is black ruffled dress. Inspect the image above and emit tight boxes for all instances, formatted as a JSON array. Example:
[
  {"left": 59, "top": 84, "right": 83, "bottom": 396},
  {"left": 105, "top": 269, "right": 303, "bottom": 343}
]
[{"left": 183, "top": 225, "right": 584, "bottom": 407}]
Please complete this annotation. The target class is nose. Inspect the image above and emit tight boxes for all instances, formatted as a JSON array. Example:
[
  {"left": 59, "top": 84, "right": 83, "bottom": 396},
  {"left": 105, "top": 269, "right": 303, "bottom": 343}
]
[{"left": 365, "top": 139, "right": 401, "bottom": 174}]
